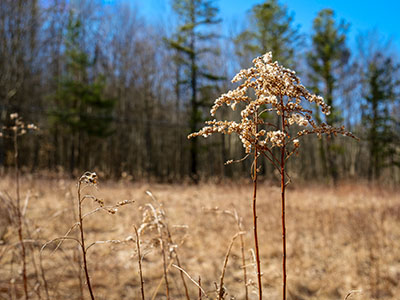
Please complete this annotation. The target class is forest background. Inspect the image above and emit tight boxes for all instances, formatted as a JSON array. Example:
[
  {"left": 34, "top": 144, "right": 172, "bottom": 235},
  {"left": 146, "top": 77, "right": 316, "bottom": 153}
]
[{"left": 1, "top": 0, "right": 399, "bottom": 183}]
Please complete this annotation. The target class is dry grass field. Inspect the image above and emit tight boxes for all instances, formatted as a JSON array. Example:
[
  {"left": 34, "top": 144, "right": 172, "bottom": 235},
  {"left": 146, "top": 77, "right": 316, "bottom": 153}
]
[{"left": 0, "top": 175, "right": 399, "bottom": 300}]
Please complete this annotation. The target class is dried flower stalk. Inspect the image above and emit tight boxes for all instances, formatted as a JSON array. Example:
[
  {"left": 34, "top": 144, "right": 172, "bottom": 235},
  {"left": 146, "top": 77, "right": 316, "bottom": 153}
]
[
  {"left": 0, "top": 113, "right": 38, "bottom": 300},
  {"left": 77, "top": 172, "right": 98, "bottom": 300},
  {"left": 134, "top": 226, "right": 145, "bottom": 300},
  {"left": 189, "top": 52, "right": 355, "bottom": 300}
]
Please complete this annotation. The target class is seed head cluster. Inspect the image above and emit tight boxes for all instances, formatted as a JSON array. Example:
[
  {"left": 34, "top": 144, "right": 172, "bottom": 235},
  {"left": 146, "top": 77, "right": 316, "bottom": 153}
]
[
  {"left": 188, "top": 52, "right": 355, "bottom": 157},
  {"left": 79, "top": 171, "right": 98, "bottom": 185},
  {"left": 0, "top": 113, "right": 38, "bottom": 138}
]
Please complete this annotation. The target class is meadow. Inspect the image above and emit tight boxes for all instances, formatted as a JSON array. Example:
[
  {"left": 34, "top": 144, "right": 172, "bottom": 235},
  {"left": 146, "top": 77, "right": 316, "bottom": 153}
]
[
  {"left": 1, "top": 1, "right": 400, "bottom": 299},
  {"left": 1, "top": 175, "right": 399, "bottom": 299}
]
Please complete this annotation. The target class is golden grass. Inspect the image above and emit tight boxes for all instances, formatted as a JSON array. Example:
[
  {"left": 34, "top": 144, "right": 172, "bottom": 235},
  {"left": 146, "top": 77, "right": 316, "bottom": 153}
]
[{"left": 0, "top": 176, "right": 399, "bottom": 299}]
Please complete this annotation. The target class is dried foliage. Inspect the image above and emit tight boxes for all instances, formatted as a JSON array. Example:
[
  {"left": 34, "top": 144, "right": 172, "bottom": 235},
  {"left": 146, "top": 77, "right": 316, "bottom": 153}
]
[
  {"left": 189, "top": 52, "right": 355, "bottom": 157},
  {"left": 189, "top": 52, "right": 357, "bottom": 300}
]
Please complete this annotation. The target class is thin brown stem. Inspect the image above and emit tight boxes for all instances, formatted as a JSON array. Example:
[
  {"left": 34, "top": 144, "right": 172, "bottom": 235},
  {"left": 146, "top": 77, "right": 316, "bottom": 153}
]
[
  {"left": 237, "top": 218, "right": 248, "bottom": 300},
  {"left": 198, "top": 276, "right": 202, "bottom": 300},
  {"left": 146, "top": 196, "right": 170, "bottom": 300},
  {"left": 171, "top": 264, "right": 208, "bottom": 299},
  {"left": 77, "top": 182, "right": 95, "bottom": 300},
  {"left": 344, "top": 290, "right": 362, "bottom": 300},
  {"left": 166, "top": 227, "right": 190, "bottom": 300},
  {"left": 253, "top": 147, "right": 262, "bottom": 300},
  {"left": 206, "top": 208, "right": 249, "bottom": 300},
  {"left": 280, "top": 97, "right": 287, "bottom": 300},
  {"left": 22, "top": 219, "right": 43, "bottom": 300},
  {"left": 261, "top": 150, "right": 280, "bottom": 171},
  {"left": 134, "top": 226, "right": 145, "bottom": 300},
  {"left": 217, "top": 233, "right": 239, "bottom": 300},
  {"left": 14, "top": 131, "right": 28, "bottom": 300},
  {"left": 38, "top": 251, "right": 50, "bottom": 300},
  {"left": 158, "top": 231, "right": 170, "bottom": 299}
]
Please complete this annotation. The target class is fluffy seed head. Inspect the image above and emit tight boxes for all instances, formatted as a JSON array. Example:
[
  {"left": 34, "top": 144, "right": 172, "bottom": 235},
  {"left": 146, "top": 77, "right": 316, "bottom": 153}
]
[{"left": 188, "top": 52, "right": 356, "bottom": 162}]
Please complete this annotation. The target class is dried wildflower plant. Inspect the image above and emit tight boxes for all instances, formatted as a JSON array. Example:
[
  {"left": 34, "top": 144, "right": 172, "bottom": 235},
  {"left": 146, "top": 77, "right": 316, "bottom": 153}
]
[
  {"left": 41, "top": 171, "right": 134, "bottom": 300},
  {"left": 189, "top": 52, "right": 356, "bottom": 300},
  {"left": 0, "top": 113, "right": 38, "bottom": 300},
  {"left": 0, "top": 112, "right": 38, "bottom": 139},
  {"left": 138, "top": 191, "right": 190, "bottom": 300}
]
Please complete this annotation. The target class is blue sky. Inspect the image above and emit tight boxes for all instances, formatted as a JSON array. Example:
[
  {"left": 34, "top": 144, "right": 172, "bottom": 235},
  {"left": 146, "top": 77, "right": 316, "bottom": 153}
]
[{"left": 103, "top": 0, "right": 400, "bottom": 50}]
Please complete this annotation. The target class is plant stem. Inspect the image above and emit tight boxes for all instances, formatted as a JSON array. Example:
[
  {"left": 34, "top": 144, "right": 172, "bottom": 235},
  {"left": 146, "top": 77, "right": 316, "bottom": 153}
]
[
  {"left": 252, "top": 150, "right": 262, "bottom": 300},
  {"left": 134, "top": 226, "right": 145, "bottom": 300},
  {"left": 166, "top": 228, "right": 190, "bottom": 300},
  {"left": 198, "top": 276, "right": 202, "bottom": 300},
  {"left": 14, "top": 132, "right": 28, "bottom": 300},
  {"left": 238, "top": 220, "right": 249, "bottom": 300},
  {"left": 77, "top": 182, "right": 95, "bottom": 300},
  {"left": 280, "top": 148, "right": 287, "bottom": 300},
  {"left": 280, "top": 99, "right": 287, "bottom": 300},
  {"left": 217, "top": 233, "right": 239, "bottom": 300}
]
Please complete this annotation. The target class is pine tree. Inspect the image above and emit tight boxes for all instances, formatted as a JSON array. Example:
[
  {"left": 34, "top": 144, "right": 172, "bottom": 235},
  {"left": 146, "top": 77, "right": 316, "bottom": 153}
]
[
  {"left": 51, "top": 11, "right": 114, "bottom": 172},
  {"left": 362, "top": 52, "right": 400, "bottom": 180},
  {"left": 234, "top": 0, "right": 301, "bottom": 68},
  {"left": 307, "top": 9, "right": 350, "bottom": 183},
  {"left": 168, "top": 0, "right": 221, "bottom": 181}
]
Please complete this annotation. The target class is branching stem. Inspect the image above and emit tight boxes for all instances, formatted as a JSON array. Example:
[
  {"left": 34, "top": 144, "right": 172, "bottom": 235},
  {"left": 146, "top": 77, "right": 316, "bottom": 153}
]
[
  {"left": 77, "top": 181, "right": 95, "bottom": 300},
  {"left": 14, "top": 131, "right": 28, "bottom": 300}
]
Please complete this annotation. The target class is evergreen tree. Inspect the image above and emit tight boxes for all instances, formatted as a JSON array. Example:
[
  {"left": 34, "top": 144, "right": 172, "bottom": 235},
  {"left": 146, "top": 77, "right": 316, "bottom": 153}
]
[
  {"left": 307, "top": 9, "right": 350, "bottom": 183},
  {"left": 51, "top": 11, "right": 114, "bottom": 172},
  {"left": 362, "top": 52, "right": 400, "bottom": 180},
  {"left": 234, "top": 0, "right": 301, "bottom": 68},
  {"left": 168, "top": 0, "right": 221, "bottom": 181}
]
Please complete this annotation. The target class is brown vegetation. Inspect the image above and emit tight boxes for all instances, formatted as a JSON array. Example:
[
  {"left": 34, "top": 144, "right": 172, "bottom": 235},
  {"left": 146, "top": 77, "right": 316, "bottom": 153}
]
[{"left": 0, "top": 176, "right": 399, "bottom": 299}]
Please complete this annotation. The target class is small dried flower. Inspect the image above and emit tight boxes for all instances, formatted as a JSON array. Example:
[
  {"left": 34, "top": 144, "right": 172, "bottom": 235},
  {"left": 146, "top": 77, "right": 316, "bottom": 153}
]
[
  {"left": 79, "top": 171, "right": 98, "bottom": 185},
  {"left": 94, "top": 198, "right": 104, "bottom": 207},
  {"left": 125, "top": 236, "right": 134, "bottom": 242},
  {"left": 108, "top": 208, "right": 117, "bottom": 214}
]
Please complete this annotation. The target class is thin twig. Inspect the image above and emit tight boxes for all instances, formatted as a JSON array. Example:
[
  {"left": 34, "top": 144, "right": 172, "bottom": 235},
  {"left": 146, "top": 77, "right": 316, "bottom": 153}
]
[
  {"left": 134, "top": 226, "right": 145, "bottom": 300},
  {"left": 217, "top": 233, "right": 241, "bottom": 300},
  {"left": 52, "top": 222, "right": 80, "bottom": 254},
  {"left": 172, "top": 264, "right": 209, "bottom": 299},
  {"left": 236, "top": 214, "right": 249, "bottom": 300},
  {"left": 41, "top": 236, "right": 82, "bottom": 251},
  {"left": 85, "top": 240, "right": 123, "bottom": 252},
  {"left": 151, "top": 260, "right": 174, "bottom": 300},
  {"left": 198, "top": 276, "right": 202, "bottom": 300},
  {"left": 148, "top": 203, "right": 170, "bottom": 300},
  {"left": 166, "top": 226, "right": 190, "bottom": 300},
  {"left": 218, "top": 209, "right": 249, "bottom": 300},
  {"left": 344, "top": 290, "right": 362, "bottom": 300},
  {"left": 38, "top": 250, "right": 50, "bottom": 300}
]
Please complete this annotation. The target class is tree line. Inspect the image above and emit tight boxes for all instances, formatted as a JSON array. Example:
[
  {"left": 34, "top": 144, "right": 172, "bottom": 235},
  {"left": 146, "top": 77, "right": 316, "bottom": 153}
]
[{"left": 0, "top": 0, "right": 399, "bottom": 183}]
